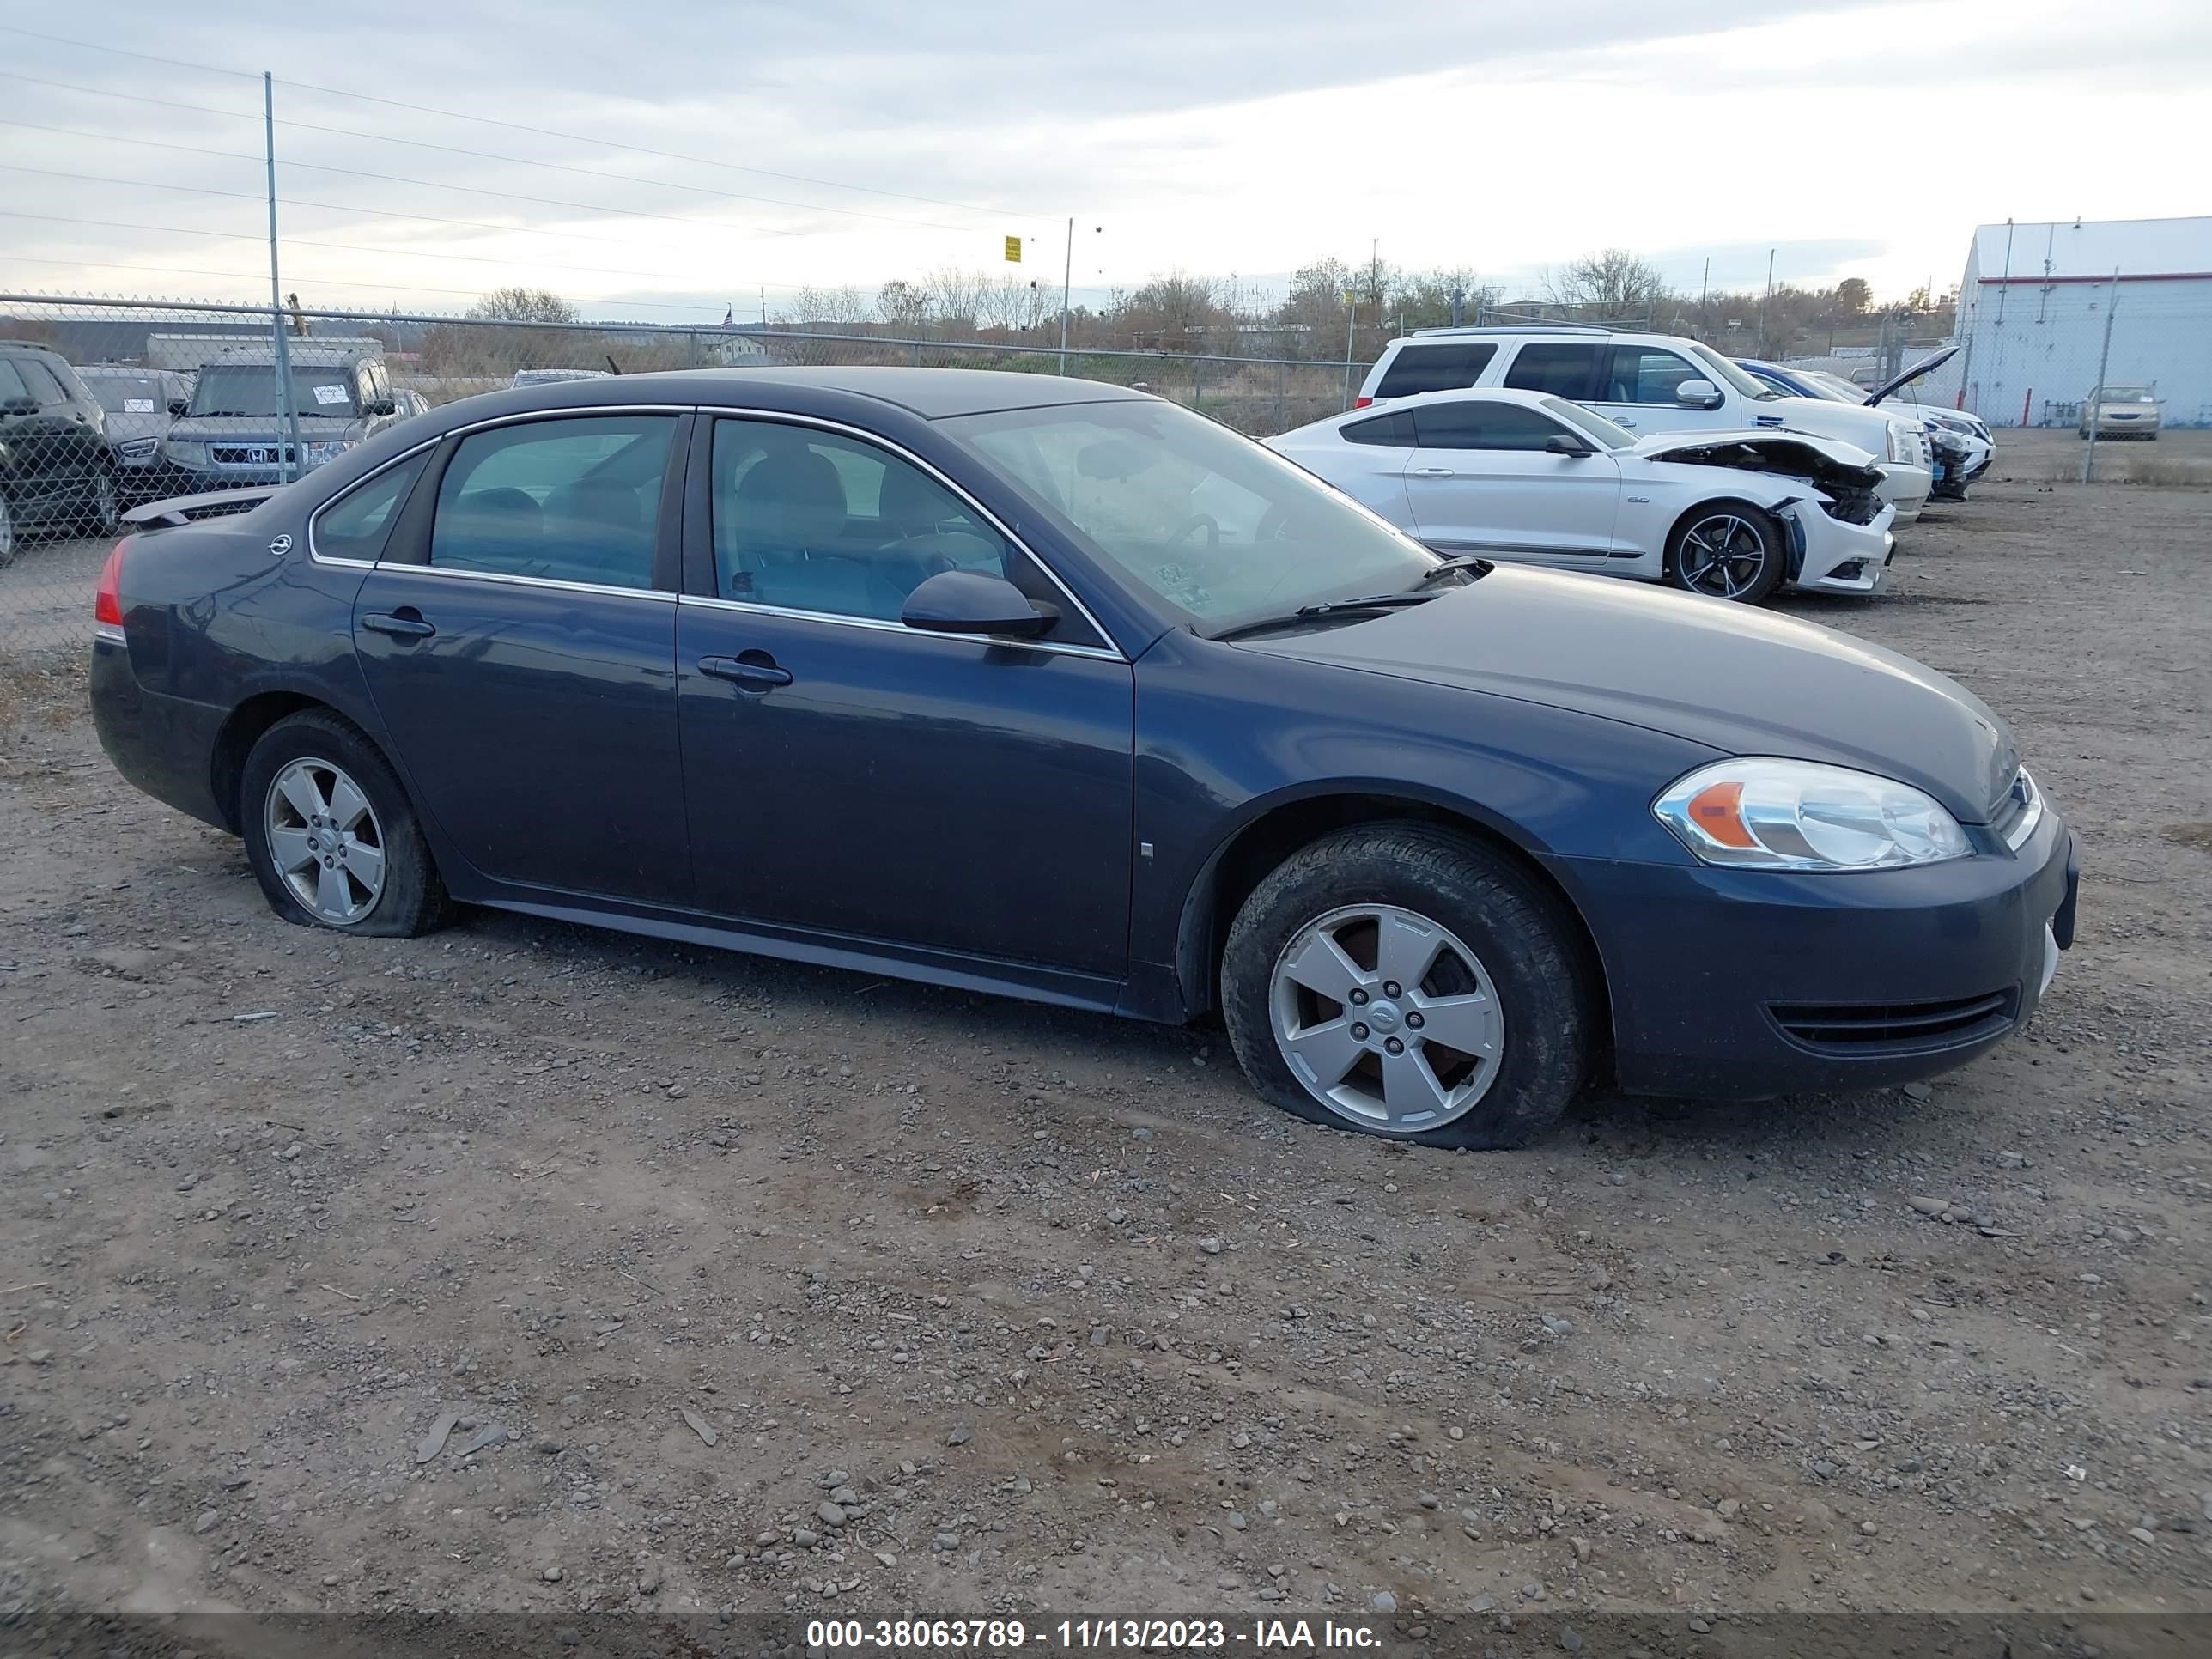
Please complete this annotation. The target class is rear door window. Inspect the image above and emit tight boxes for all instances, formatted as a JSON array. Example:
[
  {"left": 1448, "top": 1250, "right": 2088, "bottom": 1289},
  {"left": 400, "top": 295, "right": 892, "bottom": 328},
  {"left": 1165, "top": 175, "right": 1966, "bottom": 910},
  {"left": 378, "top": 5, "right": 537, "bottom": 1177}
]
[
  {"left": 429, "top": 416, "right": 677, "bottom": 591},
  {"left": 1501, "top": 343, "right": 1604, "bottom": 400},
  {"left": 1374, "top": 343, "right": 1498, "bottom": 399}
]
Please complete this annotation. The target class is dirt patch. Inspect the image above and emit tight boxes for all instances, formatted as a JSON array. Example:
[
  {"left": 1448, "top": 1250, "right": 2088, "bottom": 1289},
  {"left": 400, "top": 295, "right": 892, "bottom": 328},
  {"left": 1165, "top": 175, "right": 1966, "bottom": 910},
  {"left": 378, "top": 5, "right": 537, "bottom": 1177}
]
[{"left": 3, "top": 474, "right": 2209, "bottom": 1632}]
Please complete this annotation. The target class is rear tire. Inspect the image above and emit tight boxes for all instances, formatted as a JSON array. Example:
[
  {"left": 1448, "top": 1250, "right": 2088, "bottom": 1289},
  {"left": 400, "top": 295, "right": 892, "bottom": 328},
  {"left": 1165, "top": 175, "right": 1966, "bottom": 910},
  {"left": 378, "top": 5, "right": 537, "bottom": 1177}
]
[
  {"left": 240, "top": 710, "right": 451, "bottom": 938},
  {"left": 1664, "top": 501, "right": 1786, "bottom": 604},
  {"left": 1220, "top": 824, "right": 1593, "bottom": 1150}
]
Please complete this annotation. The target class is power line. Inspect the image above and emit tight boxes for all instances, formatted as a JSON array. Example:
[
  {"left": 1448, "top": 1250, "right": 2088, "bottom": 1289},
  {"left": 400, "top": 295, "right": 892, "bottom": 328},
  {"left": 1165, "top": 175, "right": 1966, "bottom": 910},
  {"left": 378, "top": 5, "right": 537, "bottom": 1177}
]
[
  {"left": 0, "top": 70, "right": 997, "bottom": 236},
  {"left": 0, "top": 207, "right": 824, "bottom": 292},
  {"left": 0, "top": 251, "right": 740, "bottom": 313},
  {"left": 0, "top": 23, "right": 1046, "bottom": 222},
  {"left": 0, "top": 117, "right": 994, "bottom": 243}
]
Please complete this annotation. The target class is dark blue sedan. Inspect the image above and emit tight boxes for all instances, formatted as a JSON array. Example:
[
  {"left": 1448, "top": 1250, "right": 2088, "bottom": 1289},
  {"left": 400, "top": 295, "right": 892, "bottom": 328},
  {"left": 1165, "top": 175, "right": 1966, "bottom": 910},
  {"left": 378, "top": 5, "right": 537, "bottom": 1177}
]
[{"left": 89, "top": 369, "right": 2076, "bottom": 1147}]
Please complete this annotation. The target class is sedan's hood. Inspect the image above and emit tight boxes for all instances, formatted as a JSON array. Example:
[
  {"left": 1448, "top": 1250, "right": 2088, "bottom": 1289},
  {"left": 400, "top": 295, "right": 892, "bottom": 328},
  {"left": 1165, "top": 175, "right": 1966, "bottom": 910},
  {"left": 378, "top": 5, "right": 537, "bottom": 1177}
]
[
  {"left": 1864, "top": 345, "right": 1960, "bottom": 406},
  {"left": 1239, "top": 567, "right": 2017, "bottom": 822}
]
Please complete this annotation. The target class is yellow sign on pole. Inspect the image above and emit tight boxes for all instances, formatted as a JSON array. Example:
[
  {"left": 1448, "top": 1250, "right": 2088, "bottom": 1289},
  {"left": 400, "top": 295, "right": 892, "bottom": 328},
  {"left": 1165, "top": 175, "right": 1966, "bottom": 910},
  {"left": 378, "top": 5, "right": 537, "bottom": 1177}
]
[{"left": 1004, "top": 235, "right": 1023, "bottom": 264}]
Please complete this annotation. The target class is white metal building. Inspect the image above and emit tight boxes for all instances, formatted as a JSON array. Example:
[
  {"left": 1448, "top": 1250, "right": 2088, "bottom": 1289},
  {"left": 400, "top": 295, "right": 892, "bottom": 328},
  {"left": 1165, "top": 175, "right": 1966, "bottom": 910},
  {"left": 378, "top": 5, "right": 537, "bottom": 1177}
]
[{"left": 1948, "top": 216, "right": 2212, "bottom": 429}]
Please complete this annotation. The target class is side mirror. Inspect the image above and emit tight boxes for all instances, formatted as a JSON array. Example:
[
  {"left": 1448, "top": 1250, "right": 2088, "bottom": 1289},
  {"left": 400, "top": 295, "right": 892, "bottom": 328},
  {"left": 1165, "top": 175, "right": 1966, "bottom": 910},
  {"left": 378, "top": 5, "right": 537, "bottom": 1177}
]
[
  {"left": 366, "top": 398, "right": 397, "bottom": 417},
  {"left": 901, "top": 569, "right": 1059, "bottom": 639},
  {"left": 1674, "top": 377, "right": 1724, "bottom": 411},
  {"left": 1543, "top": 433, "right": 1594, "bottom": 458},
  {"left": 168, "top": 398, "right": 191, "bottom": 417}
]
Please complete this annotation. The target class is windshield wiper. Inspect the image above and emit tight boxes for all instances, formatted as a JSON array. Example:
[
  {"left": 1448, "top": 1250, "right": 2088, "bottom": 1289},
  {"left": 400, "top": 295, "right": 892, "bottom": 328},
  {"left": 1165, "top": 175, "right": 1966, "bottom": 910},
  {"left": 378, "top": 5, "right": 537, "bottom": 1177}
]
[
  {"left": 1209, "top": 591, "right": 1439, "bottom": 641},
  {"left": 1413, "top": 556, "right": 1491, "bottom": 586}
]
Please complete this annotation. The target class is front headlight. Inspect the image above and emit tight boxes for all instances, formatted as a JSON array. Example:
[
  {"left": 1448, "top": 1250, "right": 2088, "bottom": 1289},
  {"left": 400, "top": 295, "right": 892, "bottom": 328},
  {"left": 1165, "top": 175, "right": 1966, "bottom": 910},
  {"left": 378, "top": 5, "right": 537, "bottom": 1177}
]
[
  {"left": 162, "top": 440, "right": 208, "bottom": 466},
  {"left": 301, "top": 440, "right": 358, "bottom": 468},
  {"left": 1654, "top": 758, "right": 1972, "bottom": 871},
  {"left": 118, "top": 437, "right": 161, "bottom": 461},
  {"left": 1885, "top": 422, "right": 1920, "bottom": 465}
]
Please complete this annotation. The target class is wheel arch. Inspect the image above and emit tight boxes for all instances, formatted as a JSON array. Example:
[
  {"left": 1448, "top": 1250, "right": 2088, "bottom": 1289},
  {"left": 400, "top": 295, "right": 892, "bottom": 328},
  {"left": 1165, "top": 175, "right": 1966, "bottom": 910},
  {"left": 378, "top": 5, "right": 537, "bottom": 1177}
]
[
  {"left": 1171, "top": 787, "right": 1613, "bottom": 1048},
  {"left": 210, "top": 691, "right": 380, "bottom": 834}
]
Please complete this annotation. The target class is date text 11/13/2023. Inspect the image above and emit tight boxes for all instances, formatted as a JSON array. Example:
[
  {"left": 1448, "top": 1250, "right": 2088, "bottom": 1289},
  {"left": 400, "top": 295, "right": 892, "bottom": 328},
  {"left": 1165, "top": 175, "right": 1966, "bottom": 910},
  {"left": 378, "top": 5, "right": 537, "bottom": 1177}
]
[{"left": 805, "top": 1619, "right": 1384, "bottom": 1650}]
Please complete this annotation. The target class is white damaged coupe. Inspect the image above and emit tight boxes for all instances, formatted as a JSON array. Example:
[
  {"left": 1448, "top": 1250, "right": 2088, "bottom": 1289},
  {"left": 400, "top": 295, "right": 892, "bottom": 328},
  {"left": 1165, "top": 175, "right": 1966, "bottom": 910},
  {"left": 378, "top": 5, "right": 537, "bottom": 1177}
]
[{"left": 1266, "top": 388, "right": 1896, "bottom": 604}]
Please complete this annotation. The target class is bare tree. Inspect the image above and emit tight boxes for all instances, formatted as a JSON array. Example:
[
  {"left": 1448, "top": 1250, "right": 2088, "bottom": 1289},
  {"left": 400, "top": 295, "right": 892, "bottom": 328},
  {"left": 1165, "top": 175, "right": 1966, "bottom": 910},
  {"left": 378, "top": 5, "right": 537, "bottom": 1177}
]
[
  {"left": 1542, "top": 250, "right": 1670, "bottom": 322},
  {"left": 467, "top": 287, "right": 582, "bottom": 325}
]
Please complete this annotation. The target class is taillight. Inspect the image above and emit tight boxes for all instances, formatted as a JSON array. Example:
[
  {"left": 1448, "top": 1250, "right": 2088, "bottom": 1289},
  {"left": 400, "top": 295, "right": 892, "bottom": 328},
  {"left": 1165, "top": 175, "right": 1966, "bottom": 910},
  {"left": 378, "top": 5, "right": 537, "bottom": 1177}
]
[
  {"left": 1354, "top": 397, "right": 1375, "bottom": 409},
  {"left": 94, "top": 538, "right": 129, "bottom": 627}
]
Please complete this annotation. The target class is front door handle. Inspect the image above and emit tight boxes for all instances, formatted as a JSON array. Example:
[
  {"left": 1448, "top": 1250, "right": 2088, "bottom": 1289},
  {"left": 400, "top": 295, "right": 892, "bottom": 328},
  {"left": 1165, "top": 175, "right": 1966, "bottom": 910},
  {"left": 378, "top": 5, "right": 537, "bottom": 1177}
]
[
  {"left": 698, "top": 653, "right": 793, "bottom": 689},
  {"left": 1412, "top": 466, "right": 1456, "bottom": 477},
  {"left": 361, "top": 611, "right": 436, "bottom": 639}
]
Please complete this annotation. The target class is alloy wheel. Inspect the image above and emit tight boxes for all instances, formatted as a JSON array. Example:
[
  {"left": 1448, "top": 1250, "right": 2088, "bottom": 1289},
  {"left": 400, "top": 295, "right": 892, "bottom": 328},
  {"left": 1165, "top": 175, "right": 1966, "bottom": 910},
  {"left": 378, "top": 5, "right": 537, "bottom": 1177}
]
[
  {"left": 264, "top": 757, "right": 386, "bottom": 924},
  {"left": 0, "top": 495, "right": 14, "bottom": 565},
  {"left": 1677, "top": 514, "right": 1771, "bottom": 599},
  {"left": 1267, "top": 903, "right": 1505, "bottom": 1133},
  {"left": 93, "top": 473, "right": 118, "bottom": 535}
]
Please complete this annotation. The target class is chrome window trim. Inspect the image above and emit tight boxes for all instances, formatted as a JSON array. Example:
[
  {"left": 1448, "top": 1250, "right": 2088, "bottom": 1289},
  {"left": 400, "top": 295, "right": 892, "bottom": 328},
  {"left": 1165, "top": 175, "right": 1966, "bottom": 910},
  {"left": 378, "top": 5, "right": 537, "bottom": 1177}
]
[
  {"left": 701, "top": 406, "right": 1125, "bottom": 659},
  {"left": 2002, "top": 767, "right": 2044, "bottom": 853},
  {"left": 677, "top": 592, "right": 1120, "bottom": 660},
  {"left": 393, "top": 563, "right": 676, "bottom": 603}
]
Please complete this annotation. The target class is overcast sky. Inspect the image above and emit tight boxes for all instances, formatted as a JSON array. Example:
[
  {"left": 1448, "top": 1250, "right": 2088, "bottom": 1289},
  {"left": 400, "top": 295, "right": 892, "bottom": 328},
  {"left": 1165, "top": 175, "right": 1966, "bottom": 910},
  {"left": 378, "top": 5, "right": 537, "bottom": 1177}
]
[{"left": 3, "top": 0, "right": 2208, "bottom": 323}]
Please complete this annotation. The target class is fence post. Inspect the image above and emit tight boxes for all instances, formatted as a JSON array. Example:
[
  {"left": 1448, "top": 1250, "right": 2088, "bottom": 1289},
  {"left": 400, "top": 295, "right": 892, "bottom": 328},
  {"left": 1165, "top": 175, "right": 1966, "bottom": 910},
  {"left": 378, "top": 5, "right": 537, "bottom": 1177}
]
[
  {"left": 263, "top": 73, "right": 299, "bottom": 483},
  {"left": 1193, "top": 356, "right": 1203, "bottom": 415},
  {"left": 1277, "top": 360, "right": 1287, "bottom": 433},
  {"left": 2081, "top": 267, "right": 2120, "bottom": 483}
]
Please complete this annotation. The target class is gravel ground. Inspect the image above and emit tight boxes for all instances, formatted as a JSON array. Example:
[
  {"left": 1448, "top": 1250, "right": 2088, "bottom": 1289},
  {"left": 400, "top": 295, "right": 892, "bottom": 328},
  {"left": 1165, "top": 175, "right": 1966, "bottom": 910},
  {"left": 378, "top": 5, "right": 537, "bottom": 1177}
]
[{"left": 1, "top": 472, "right": 2208, "bottom": 1635}]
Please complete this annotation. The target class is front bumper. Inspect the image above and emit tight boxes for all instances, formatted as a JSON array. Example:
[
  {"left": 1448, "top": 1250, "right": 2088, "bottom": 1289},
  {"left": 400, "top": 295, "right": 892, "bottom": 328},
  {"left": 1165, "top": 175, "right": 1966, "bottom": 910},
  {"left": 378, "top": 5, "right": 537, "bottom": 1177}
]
[
  {"left": 1789, "top": 504, "right": 1895, "bottom": 596},
  {"left": 1555, "top": 804, "right": 2076, "bottom": 1099}
]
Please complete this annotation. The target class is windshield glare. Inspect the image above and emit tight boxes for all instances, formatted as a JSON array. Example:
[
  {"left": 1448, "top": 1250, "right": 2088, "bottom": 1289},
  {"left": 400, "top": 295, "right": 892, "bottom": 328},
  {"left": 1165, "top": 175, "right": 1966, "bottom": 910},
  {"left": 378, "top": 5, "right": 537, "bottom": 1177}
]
[
  {"left": 947, "top": 400, "right": 1443, "bottom": 632},
  {"left": 189, "top": 364, "right": 357, "bottom": 418},
  {"left": 1542, "top": 398, "right": 1637, "bottom": 449},
  {"left": 1687, "top": 343, "right": 1778, "bottom": 401},
  {"left": 2098, "top": 386, "right": 2154, "bottom": 402},
  {"left": 1806, "top": 371, "right": 1869, "bottom": 404}
]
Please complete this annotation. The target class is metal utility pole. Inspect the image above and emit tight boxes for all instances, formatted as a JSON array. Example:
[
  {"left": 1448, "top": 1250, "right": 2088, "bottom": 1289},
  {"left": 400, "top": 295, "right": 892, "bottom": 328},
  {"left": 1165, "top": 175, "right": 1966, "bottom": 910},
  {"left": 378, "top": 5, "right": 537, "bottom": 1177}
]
[
  {"left": 1753, "top": 247, "right": 1776, "bottom": 356},
  {"left": 1343, "top": 302, "right": 1358, "bottom": 409},
  {"left": 264, "top": 72, "right": 300, "bottom": 484},
  {"left": 1449, "top": 285, "right": 1466, "bottom": 326},
  {"left": 2081, "top": 267, "right": 2120, "bottom": 483},
  {"left": 1058, "top": 216, "right": 1073, "bottom": 374}
]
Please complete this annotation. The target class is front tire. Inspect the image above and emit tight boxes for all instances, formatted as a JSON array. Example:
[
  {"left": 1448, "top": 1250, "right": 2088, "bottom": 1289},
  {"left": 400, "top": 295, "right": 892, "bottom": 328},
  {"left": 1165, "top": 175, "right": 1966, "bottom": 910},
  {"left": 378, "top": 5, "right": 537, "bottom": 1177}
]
[
  {"left": 240, "top": 711, "right": 450, "bottom": 937},
  {"left": 1220, "top": 825, "right": 1593, "bottom": 1149},
  {"left": 1664, "top": 501, "right": 1786, "bottom": 604},
  {"left": 78, "top": 471, "right": 118, "bottom": 538},
  {"left": 0, "top": 494, "right": 15, "bottom": 568}
]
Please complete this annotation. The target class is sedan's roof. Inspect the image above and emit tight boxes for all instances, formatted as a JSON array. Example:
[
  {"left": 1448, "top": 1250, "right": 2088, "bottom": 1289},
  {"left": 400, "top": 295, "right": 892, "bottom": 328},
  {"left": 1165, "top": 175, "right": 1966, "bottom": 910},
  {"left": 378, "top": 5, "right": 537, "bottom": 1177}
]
[{"left": 506, "top": 366, "right": 1151, "bottom": 421}]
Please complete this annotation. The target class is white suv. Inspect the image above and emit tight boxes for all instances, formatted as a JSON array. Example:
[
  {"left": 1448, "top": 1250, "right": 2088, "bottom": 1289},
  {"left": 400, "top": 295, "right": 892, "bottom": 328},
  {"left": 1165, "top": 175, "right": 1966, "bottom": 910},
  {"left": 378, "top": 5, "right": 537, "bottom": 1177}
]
[{"left": 1358, "top": 326, "right": 1932, "bottom": 522}]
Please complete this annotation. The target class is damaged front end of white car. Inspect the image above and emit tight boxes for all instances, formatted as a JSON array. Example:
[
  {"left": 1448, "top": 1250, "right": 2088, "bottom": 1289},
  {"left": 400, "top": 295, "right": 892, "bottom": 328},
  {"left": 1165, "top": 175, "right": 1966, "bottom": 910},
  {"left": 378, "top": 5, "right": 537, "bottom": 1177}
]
[{"left": 1637, "top": 430, "right": 1897, "bottom": 596}]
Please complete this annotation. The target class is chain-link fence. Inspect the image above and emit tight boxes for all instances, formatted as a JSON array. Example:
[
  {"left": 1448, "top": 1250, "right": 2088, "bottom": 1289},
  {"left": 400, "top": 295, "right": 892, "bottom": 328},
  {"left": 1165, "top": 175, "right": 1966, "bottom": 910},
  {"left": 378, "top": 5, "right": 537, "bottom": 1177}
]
[{"left": 0, "top": 293, "right": 1380, "bottom": 665}]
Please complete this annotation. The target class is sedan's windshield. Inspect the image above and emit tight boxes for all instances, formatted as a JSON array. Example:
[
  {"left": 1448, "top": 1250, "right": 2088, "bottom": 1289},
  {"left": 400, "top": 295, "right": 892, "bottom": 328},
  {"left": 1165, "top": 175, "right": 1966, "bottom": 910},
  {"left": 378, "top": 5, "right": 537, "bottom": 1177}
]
[
  {"left": 1686, "top": 343, "right": 1781, "bottom": 401},
  {"left": 2097, "top": 386, "right": 2154, "bottom": 402},
  {"left": 80, "top": 372, "right": 169, "bottom": 414},
  {"left": 947, "top": 400, "right": 1445, "bottom": 633},
  {"left": 189, "top": 364, "right": 357, "bottom": 418},
  {"left": 1805, "top": 371, "right": 1870, "bottom": 404},
  {"left": 1542, "top": 398, "right": 1638, "bottom": 449}
]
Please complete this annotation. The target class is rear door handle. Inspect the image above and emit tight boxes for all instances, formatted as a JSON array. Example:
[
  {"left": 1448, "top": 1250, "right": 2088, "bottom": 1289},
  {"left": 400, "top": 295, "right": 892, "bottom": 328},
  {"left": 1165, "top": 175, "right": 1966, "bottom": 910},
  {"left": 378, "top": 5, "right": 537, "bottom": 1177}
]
[
  {"left": 360, "top": 611, "right": 436, "bottom": 639},
  {"left": 698, "top": 654, "right": 792, "bottom": 689},
  {"left": 1412, "top": 466, "right": 1456, "bottom": 477}
]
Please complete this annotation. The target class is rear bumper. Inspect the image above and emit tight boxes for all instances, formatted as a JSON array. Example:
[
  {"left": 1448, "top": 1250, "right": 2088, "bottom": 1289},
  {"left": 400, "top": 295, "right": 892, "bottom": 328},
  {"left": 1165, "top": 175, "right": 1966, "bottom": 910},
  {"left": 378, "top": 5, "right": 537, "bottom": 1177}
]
[
  {"left": 1553, "top": 805, "right": 2076, "bottom": 1099},
  {"left": 88, "top": 633, "right": 232, "bottom": 830}
]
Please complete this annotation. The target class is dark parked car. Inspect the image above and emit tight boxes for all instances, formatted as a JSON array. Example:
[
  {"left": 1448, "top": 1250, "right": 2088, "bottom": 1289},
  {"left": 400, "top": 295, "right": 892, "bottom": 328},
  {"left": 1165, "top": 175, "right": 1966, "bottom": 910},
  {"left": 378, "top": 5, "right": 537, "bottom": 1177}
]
[
  {"left": 76, "top": 366, "right": 194, "bottom": 503},
  {"left": 1, "top": 340, "right": 118, "bottom": 562},
  {"left": 90, "top": 369, "right": 2077, "bottom": 1147}
]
